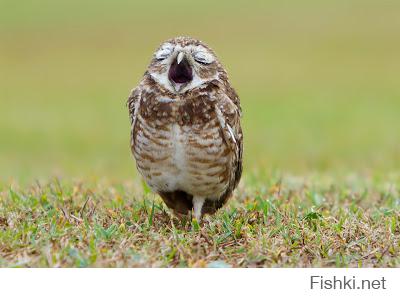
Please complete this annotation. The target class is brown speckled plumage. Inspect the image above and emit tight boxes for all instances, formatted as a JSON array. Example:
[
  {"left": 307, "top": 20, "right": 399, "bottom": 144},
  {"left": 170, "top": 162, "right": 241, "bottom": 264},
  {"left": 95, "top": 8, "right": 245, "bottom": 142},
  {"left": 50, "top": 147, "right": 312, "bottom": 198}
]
[{"left": 127, "top": 37, "right": 243, "bottom": 219}]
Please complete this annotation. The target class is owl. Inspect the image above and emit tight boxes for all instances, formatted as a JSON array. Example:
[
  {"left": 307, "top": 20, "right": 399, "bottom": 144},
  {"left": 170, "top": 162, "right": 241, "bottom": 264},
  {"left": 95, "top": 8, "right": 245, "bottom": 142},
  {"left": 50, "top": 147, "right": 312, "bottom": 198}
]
[{"left": 127, "top": 36, "right": 243, "bottom": 220}]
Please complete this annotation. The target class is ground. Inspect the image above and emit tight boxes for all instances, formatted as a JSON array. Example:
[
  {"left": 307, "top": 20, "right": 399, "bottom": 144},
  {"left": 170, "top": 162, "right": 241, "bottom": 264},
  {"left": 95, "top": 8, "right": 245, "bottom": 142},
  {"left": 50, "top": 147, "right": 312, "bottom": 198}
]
[
  {"left": 1, "top": 175, "right": 399, "bottom": 267},
  {"left": 1, "top": 1, "right": 400, "bottom": 267}
]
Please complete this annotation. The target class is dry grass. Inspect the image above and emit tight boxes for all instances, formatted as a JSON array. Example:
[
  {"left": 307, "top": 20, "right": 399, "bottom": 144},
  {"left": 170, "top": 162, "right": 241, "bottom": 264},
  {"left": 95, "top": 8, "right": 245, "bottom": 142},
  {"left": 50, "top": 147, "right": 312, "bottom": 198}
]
[{"left": 1, "top": 175, "right": 399, "bottom": 267}]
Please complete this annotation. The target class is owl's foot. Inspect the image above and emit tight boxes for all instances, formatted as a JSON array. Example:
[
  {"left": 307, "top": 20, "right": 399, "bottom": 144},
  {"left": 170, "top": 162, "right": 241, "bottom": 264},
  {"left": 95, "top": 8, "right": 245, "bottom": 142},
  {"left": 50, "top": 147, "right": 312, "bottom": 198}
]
[{"left": 192, "top": 196, "right": 205, "bottom": 221}]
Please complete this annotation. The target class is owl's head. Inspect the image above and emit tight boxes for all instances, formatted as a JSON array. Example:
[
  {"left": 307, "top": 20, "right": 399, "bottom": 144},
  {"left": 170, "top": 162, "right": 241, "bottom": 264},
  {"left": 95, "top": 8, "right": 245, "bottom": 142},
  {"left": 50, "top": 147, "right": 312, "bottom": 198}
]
[{"left": 147, "top": 37, "right": 226, "bottom": 94}]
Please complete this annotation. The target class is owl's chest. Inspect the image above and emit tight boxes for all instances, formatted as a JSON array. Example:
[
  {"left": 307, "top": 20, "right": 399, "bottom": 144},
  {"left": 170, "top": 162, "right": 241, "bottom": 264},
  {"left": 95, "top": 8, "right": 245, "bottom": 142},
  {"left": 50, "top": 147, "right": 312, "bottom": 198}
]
[
  {"left": 133, "top": 111, "right": 229, "bottom": 197},
  {"left": 139, "top": 91, "right": 216, "bottom": 125}
]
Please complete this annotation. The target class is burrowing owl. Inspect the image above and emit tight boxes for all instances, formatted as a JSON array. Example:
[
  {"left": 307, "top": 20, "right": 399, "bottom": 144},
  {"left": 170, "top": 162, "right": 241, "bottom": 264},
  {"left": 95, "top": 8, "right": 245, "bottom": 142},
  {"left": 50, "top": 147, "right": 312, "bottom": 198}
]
[{"left": 127, "top": 36, "right": 243, "bottom": 220}]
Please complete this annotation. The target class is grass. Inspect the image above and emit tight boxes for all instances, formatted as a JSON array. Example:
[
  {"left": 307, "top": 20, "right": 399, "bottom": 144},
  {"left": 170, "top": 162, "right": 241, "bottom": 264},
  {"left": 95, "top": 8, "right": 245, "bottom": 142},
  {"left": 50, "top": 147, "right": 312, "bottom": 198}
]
[
  {"left": 1, "top": 175, "right": 399, "bottom": 267},
  {"left": 1, "top": 0, "right": 400, "bottom": 267}
]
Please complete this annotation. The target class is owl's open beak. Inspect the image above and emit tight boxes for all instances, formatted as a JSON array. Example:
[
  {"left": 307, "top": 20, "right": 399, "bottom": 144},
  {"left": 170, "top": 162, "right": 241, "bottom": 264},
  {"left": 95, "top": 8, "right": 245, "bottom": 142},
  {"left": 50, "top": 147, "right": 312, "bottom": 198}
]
[{"left": 168, "top": 52, "right": 193, "bottom": 87}]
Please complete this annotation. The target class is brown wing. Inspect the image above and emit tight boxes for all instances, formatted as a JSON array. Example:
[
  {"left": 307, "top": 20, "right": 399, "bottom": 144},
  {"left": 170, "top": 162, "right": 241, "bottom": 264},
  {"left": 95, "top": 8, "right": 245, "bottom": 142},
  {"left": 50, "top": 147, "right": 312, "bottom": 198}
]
[
  {"left": 217, "top": 93, "right": 243, "bottom": 191},
  {"left": 126, "top": 86, "right": 142, "bottom": 148},
  {"left": 202, "top": 88, "right": 243, "bottom": 214}
]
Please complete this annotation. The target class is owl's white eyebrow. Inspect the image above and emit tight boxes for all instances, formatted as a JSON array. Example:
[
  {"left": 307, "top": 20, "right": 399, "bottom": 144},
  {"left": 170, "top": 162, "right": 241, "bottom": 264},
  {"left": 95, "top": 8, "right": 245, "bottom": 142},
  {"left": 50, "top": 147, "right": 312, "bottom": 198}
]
[{"left": 192, "top": 45, "right": 207, "bottom": 52}]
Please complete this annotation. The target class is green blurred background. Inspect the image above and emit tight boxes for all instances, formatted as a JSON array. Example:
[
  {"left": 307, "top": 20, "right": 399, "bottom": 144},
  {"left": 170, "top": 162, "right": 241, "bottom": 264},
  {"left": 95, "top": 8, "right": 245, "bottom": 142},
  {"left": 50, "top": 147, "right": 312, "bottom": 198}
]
[{"left": 1, "top": 0, "right": 399, "bottom": 182}]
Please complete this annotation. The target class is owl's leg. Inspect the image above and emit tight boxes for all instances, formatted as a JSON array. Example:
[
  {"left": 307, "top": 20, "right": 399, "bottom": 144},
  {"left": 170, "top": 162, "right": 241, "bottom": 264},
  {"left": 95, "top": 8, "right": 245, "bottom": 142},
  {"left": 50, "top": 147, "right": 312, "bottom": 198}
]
[{"left": 192, "top": 196, "right": 205, "bottom": 221}]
